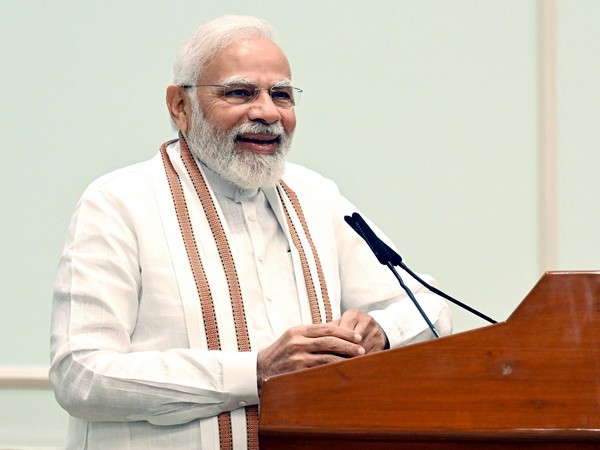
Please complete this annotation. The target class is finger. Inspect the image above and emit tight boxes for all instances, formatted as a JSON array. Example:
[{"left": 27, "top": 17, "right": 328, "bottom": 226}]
[
  {"left": 338, "top": 309, "right": 360, "bottom": 331},
  {"left": 306, "top": 335, "right": 366, "bottom": 357},
  {"left": 276, "top": 327, "right": 364, "bottom": 358},
  {"left": 301, "top": 323, "right": 362, "bottom": 344},
  {"left": 338, "top": 310, "right": 387, "bottom": 353},
  {"left": 339, "top": 309, "right": 378, "bottom": 343},
  {"left": 360, "top": 324, "right": 388, "bottom": 354}
]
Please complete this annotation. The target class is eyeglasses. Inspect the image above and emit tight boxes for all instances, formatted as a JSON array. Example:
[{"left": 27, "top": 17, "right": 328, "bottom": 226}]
[{"left": 181, "top": 83, "right": 302, "bottom": 108}]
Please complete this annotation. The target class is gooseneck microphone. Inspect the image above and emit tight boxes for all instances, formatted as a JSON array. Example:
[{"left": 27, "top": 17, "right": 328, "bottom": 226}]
[
  {"left": 345, "top": 213, "right": 441, "bottom": 338},
  {"left": 344, "top": 212, "right": 497, "bottom": 332}
]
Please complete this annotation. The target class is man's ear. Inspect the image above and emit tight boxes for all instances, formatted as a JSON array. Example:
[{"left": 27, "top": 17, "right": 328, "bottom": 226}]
[{"left": 166, "top": 85, "right": 191, "bottom": 133}]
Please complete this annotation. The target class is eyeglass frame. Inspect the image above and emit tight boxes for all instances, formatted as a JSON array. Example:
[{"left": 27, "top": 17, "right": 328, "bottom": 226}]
[{"left": 179, "top": 83, "right": 302, "bottom": 108}]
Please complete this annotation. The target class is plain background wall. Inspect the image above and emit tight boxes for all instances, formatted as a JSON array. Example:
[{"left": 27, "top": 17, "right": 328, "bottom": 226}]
[{"left": 0, "top": 0, "right": 597, "bottom": 446}]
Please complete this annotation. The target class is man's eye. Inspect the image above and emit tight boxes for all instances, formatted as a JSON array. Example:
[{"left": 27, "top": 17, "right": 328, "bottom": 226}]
[
  {"left": 271, "top": 89, "right": 292, "bottom": 100},
  {"left": 223, "top": 87, "right": 254, "bottom": 98}
]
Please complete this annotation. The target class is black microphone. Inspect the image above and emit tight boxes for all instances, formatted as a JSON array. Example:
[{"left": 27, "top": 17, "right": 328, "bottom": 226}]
[
  {"left": 345, "top": 212, "right": 497, "bottom": 325},
  {"left": 344, "top": 213, "right": 402, "bottom": 266},
  {"left": 345, "top": 213, "right": 440, "bottom": 338}
]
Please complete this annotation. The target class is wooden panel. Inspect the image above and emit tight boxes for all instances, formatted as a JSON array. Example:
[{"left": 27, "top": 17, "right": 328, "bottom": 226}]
[{"left": 259, "top": 272, "right": 600, "bottom": 448}]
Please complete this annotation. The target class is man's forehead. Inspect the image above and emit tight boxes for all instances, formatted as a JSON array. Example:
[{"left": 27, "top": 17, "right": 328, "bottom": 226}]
[{"left": 202, "top": 36, "right": 291, "bottom": 81}]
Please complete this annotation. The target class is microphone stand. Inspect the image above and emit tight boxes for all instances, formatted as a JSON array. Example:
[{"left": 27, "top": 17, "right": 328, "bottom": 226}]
[
  {"left": 345, "top": 214, "right": 442, "bottom": 338},
  {"left": 344, "top": 212, "right": 497, "bottom": 339},
  {"left": 396, "top": 260, "right": 496, "bottom": 324},
  {"left": 386, "top": 261, "right": 440, "bottom": 338}
]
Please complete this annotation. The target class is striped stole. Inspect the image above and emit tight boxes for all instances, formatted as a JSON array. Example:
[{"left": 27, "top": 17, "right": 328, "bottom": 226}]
[{"left": 160, "top": 134, "right": 332, "bottom": 448}]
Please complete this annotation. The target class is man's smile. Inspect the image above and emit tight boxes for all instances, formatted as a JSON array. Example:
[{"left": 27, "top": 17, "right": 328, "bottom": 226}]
[{"left": 235, "top": 133, "right": 281, "bottom": 153}]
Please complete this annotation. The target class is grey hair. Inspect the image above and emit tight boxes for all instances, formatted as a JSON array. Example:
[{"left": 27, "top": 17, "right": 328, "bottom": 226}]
[{"left": 172, "top": 15, "right": 276, "bottom": 86}]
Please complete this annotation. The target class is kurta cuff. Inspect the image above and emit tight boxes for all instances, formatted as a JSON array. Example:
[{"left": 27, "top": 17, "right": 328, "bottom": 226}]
[
  {"left": 221, "top": 351, "right": 260, "bottom": 410},
  {"left": 369, "top": 295, "right": 452, "bottom": 349},
  {"left": 369, "top": 310, "right": 403, "bottom": 349}
]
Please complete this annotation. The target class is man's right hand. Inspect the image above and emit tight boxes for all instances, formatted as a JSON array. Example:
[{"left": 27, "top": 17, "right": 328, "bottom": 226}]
[{"left": 256, "top": 323, "right": 365, "bottom": 396}]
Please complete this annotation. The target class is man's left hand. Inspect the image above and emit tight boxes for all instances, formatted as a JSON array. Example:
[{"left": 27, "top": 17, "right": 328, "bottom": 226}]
[{"left": 334, "top": 309, "right": 388, "bottom": 354}]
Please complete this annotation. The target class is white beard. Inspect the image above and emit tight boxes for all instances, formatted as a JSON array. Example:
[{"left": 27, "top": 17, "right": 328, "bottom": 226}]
[{"left": 186, "top": 100, "right": 293, "bottom": 190}]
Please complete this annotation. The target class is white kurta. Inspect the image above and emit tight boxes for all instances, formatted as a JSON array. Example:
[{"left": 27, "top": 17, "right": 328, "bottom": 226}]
[{"left": 50, "top": 141, "right": 451, "bottom": 449}]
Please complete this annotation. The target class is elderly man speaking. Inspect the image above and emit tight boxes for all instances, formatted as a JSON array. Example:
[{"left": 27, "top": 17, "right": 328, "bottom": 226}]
[{"left": 50, "top": 15, "right": 451, "bottom": 450}]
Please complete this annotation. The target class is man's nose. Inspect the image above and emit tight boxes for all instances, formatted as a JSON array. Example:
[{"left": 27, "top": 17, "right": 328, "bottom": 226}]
[{"left": 247, "top": 90, "right": 282, "bottom": 124}]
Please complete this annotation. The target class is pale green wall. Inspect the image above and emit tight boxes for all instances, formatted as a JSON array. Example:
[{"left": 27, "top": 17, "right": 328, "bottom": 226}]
[
  {"left": 557, "top": 0, "right": 600, "bottom": 269},
  {"left": 0, "top": 0, "right": 597, "bottom": 446}
]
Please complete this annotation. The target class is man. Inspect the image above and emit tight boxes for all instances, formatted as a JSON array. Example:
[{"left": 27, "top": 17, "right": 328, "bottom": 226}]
[{"left": 50, "top": 15, "right": 451, "bottom": 450}]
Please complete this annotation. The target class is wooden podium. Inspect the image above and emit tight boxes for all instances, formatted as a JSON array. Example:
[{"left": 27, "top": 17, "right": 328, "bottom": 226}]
[{"left": 259, "top": 272, "right": 600, "bottom": 449}]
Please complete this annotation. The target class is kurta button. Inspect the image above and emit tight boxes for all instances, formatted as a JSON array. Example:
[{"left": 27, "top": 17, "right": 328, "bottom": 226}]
[{"left": 239, "top": 401, "right": 247, "bottom": 407}]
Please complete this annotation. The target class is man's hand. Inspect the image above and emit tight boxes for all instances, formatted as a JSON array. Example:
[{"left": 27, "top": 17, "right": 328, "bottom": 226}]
[
  {"left": 257, "top": 323, "right": 365, "bottom": 396},
  {"left": 336, "top": 308, "right": 388, "bottom": 354}
]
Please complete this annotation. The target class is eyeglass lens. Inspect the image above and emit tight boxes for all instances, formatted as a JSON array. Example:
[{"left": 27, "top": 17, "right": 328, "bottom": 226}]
[{"left": 221, "top": 85, "right": 297, "bottom": 107}]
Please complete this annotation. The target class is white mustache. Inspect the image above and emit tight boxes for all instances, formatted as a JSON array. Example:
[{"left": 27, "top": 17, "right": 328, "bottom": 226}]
[{"left": 232, "top": 122, "right": 285, "bottom": 138}]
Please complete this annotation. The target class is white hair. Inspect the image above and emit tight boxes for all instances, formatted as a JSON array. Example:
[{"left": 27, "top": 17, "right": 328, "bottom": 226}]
[{"left": 172, "top": 15, "right": 276, "bottom": 86}]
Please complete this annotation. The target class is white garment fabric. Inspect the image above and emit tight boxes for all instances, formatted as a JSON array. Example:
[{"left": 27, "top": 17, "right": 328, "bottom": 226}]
[
  {"left": 206, "top": 170, "right": 306, "bottom": 351},
  {"left": 50, "top": 141, "right": 451, "bottom": 449}
]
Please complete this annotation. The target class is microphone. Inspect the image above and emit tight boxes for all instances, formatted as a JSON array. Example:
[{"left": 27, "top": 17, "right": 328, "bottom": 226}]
[
  {"left": 345, "top": 212, "right": 497, "bottom": 325},
  {"left": 345, "top": 213, "right": 440, "bottom": 338},
  {"left": 344, "top": 213, "right": 402, "bottom": 266}
]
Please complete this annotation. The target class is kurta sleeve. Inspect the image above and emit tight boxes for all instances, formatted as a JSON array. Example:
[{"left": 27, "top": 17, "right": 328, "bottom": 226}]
[{"left": 50, "top": 166, "right": 259, "bottom": 426}]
